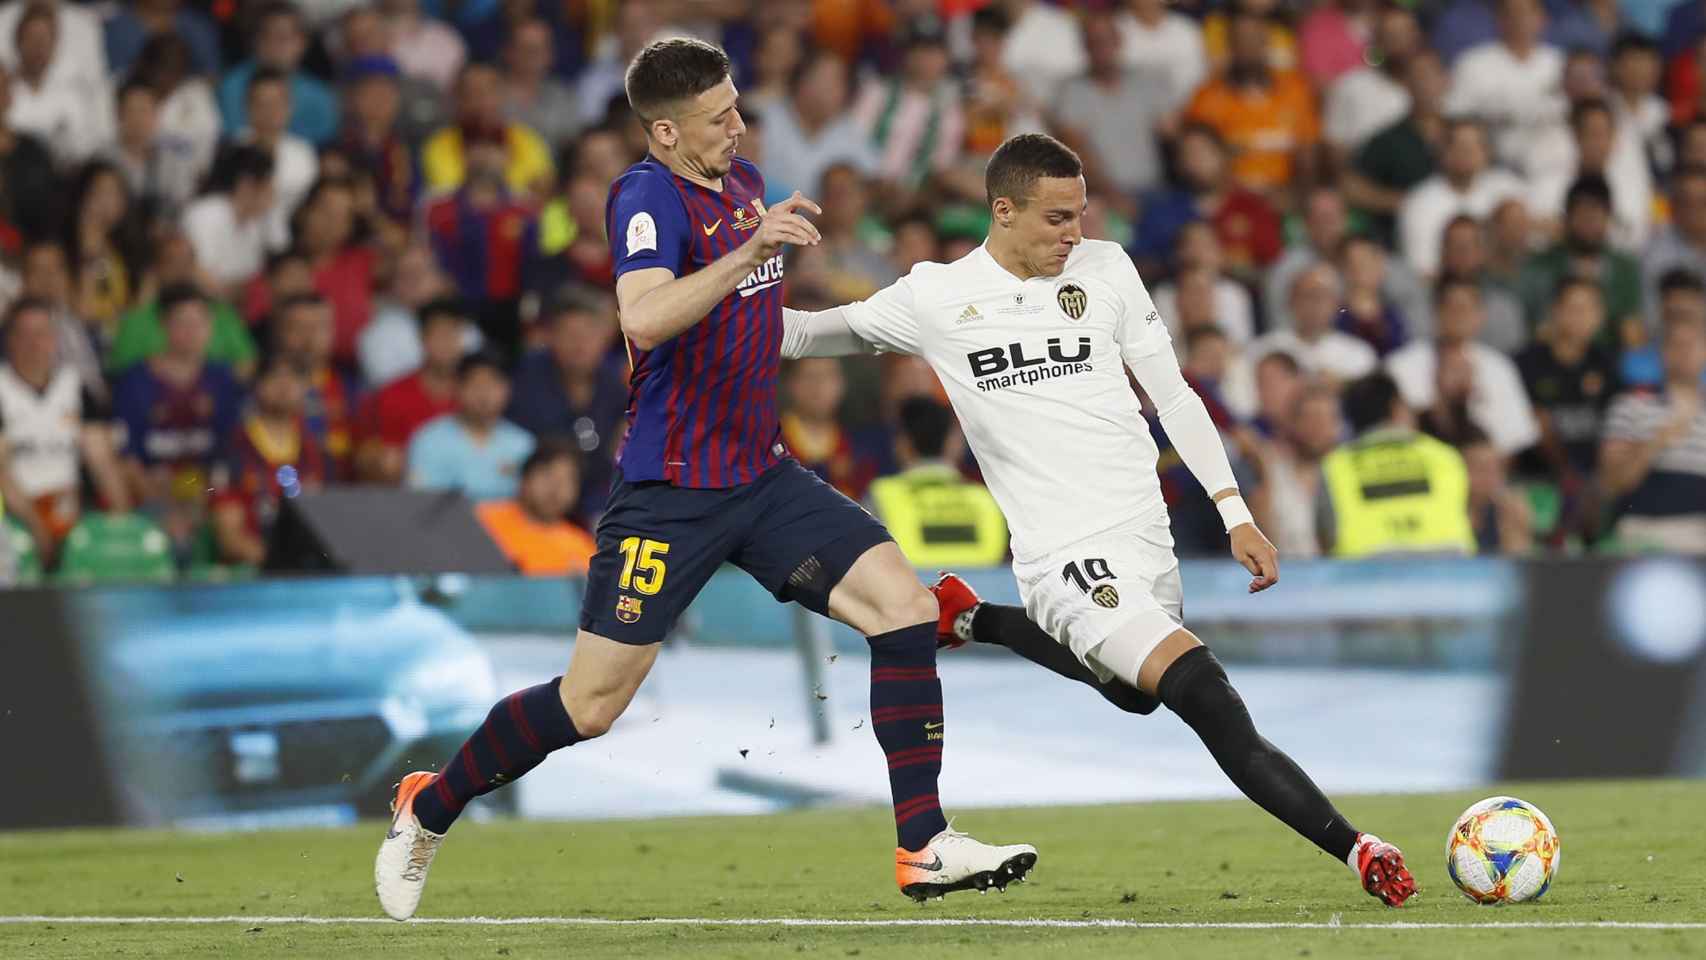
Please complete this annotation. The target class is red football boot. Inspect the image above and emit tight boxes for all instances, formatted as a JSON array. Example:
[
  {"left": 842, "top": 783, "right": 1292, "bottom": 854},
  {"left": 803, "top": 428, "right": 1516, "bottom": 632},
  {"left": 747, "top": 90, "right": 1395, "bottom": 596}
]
[
  {"left": 1349, "top": 833, "right": 1418, "bottom": 907},
  {"left": 928, "top": 572, "right": 982, "bottom": 650}
]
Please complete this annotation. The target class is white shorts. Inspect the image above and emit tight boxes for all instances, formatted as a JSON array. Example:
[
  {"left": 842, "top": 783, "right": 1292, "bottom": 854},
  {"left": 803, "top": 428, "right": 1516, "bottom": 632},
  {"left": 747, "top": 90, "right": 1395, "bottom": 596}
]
[{"left": 1012, "top": 516, "right": 1184, "bottom": 687}]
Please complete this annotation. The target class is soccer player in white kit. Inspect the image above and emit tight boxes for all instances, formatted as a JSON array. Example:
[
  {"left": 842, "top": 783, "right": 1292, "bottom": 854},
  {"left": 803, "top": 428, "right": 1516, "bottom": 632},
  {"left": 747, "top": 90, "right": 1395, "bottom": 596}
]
[{"left": 781, "top": 134, "right": 1417, "bottom": 907}]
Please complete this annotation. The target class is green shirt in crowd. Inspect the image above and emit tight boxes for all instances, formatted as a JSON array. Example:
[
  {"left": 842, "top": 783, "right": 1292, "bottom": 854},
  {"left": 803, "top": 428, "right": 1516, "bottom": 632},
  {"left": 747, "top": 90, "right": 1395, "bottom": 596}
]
[{"left": 106, "top": 298, "right": 258, "bottom": 375}]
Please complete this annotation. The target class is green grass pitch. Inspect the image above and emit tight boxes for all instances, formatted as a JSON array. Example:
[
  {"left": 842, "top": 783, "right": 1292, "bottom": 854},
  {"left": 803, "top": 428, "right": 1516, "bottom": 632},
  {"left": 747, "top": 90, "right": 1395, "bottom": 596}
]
[{"left": 2, "top": 780, "right": 1703, "bottom": 958}]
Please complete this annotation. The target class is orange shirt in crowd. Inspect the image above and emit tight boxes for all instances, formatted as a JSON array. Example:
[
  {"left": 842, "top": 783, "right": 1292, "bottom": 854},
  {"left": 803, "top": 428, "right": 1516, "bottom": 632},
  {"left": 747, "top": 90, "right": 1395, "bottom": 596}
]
[
  {"left": 1184, "top": 69, "right": 1320, "bottom": 193},
  {"left": 476, "top": 500, "right": 595, "bottom": 577}
]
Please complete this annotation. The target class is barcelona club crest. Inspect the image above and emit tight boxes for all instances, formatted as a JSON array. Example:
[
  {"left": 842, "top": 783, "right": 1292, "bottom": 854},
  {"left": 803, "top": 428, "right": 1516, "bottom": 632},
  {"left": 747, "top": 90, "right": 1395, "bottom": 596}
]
[
  {"left": 615, "top": 595, "right": 644, "bottom": 624},
  {"left": 1091, "top": 584, "right": 1120, "bottom": 609},
  {"left": 1056, "top": 282, "right": 1088, "bottom": 321}
]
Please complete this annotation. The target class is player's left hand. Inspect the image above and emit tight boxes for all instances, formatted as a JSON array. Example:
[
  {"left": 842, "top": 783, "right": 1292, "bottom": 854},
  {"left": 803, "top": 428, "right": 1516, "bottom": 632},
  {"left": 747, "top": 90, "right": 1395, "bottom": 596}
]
[{"left": 1229, "top": 523, "right": 1279, "bottom": 594}]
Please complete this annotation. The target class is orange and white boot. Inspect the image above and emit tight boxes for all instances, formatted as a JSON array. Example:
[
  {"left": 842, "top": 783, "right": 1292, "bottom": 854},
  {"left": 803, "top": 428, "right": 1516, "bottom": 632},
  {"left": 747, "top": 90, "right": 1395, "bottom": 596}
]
[
  {"left": 374, "top": 771, "right": 445, "bottom": 920},
  {"left": 896, "top": 823, "right": 1037, "bottom": 902}
]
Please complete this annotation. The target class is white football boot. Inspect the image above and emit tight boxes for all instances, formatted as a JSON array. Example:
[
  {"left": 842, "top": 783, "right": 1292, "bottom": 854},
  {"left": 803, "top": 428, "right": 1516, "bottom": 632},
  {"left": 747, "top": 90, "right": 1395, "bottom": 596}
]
[
  {"left": 374, "top": 771, "right": 445, "bottom": 920},
  {"left": 895, "top": 822, "right": 1038, "bottom": 901}
]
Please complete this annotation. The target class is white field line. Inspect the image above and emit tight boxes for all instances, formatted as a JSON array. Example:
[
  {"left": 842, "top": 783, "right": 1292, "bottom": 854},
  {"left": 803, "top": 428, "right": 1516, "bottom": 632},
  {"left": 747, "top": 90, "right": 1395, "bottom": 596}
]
[{"left": 1, "top": 916, "right": 1704, "bottom": 931}]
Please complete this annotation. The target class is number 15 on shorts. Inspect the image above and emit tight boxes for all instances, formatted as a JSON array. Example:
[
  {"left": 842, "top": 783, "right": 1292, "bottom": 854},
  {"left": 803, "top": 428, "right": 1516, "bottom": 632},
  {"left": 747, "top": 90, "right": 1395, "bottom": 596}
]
[{"left": 618, "top": 537, "right": 670, "bottom": 595}]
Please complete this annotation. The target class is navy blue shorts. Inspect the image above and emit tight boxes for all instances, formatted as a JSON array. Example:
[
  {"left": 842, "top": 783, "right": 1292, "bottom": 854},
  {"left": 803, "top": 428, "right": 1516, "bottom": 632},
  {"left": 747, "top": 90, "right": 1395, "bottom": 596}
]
[{"left": 579, "top": 459, "right": 892, "bottom": 645}]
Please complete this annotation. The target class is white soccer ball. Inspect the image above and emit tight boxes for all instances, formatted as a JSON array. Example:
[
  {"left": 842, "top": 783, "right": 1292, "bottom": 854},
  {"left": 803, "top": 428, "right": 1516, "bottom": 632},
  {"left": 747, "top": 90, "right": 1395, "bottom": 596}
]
[{"left": 1445, "top": 796, "right": 1561, "bottom": 904}]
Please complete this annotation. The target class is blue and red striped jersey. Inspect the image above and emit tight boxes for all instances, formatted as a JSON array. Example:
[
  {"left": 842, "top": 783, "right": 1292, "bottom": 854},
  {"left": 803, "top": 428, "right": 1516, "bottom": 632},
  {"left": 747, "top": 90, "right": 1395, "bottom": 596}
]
[{"left": 605, "top": 155, "right": 787, "bottom": 488}]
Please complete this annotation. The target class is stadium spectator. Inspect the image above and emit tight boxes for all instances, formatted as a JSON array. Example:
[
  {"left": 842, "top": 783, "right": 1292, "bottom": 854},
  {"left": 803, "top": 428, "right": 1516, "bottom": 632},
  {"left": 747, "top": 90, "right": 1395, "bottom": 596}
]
[
  {"left": 422, "top": 145, "right": 536, "bottom": 356},
  {"left": 219, "top": 2, "right": 339, "bottom": 145},
  {"left": 1599, "top": 292, "right": 1706, "bottom": 552},
  {"left": 572, "top": 0, "right": 673, "bottom": 130},
  {"left": 129, "top": 33, "right": 221, "bottom": 212},
  {"left": 781, "top": 357, "right": 873, "bottom": 502},
  {"left": 336, "top": 55, "right": 416, "bottom": 226},
  {"left": 1461, "top": 426, "right": 1535, "bottom": 554},
  {"left": 1526, "top": 98, "right": 1652, "bottom": 250},
  {"left": 0, "top": 296, "right": 127, "bottom": 562},
  {"left": 422, "top": 61, "right": 553, "bottom": 198},
  {"left": 4, "top": 3, "right": 110, "bottom": 167},
  {"left": 1131, "top": 124, "right": 1283, "bottom": 278},
  {"left": 475, "top": 441, "right": 596, "bottom": 577},
  {"left": 181, "top": 145, "right": 276, "bottom": 296},
  {"left": 1251, "top": 349, "right": 1305, "bottom": 439},
  {"left": 1517, "top": 278, "right": 1617, "bottom": 540},
  {"left": 111, "top": 284, "right": 242, "bottom": 551},
  {"left": 810, "top": 163, "right": 897, "bottom": 302},
  {"left": 355, "top": 297, "right": 464, "bottom": 484},
  {"left": 1438, "top": 214, "right": 1530, "bottom": 354},
  {"left": 1398, "top": 119, "right": 1527, "bottom": 278},
  {"left": 270, "top": 294, "right": 354, "bottom": 473},
  {"left": 1298, "top": 0, "right": 1377, "bottom": 90},
  {"left": 1322, "top": 3, "right": 1420, "bottom": 160},
  {"left": 333, "top": 8, "right": 445, "bottom": 145},
  {"left": 1181, "top": 325, "right": 1257, "bottom": 438},
  {"left": 1252, "top": 383, "right": 1343, "bottom": 559},
  {"left": 209, "top": 348, "right": 330, "bottom": 567},
  {"left": 755, "top": 56, "right": 873, "bottom": 212},
  {"left": 1250, "top": 263, "right": 1378, "bottom": 386},
  {"left": 1388, "top": 277, "right": 1541, "bottom": 456},
  {"left": 1643, "top": 168, "right": 1706, "bottom": 331},
  {"left": 957, "top": 5, "right": 1043, "bottom": 182},
  {"left": 65, "top": 161, "right": 145, "bottom": 344},
  {"left": 18, "top": 241, "right": 102, "bottom": 401},
  {"left": 1317, "top": 371, "right": 1475, "bottom": 558},
  {"left": 407, "top": 350, "right": 533, "bottom": 502},
  {"left": 100, "top": 81, "right": 173, "bottom": 218},
  {"left": 867, "top": 395, "right": 1005, "bottom": 568},
  {"left": 0, "top": 0, "right": 106, "bottom": 95},
  {"left": 1609, "top": 32, "right": 1670, "bottom": 177},
  {"left": 501, "top": 18, "right": 578, "bottom": 152},
  {"left": 358, "top": 244, "right": 460, "bottom": 387},
  {"left": 291, "top": 177, "right": 374, "bottom": 365},
  {"left": 1113, "top": 0, "right": 1207, "bottom": 116},
  {"left": 1155, "top": 224, "right": 1255, "bottom": 348},
  {"left": 1345, "top": 48, "right": 1448, "bottom": 246},
  {"left": 852, "top": 22, "right": 962, "bottom": 198},
  {"left": 241, "top": 68, "right": 318, "bottom": 242},
  {"left": 1517, "top": 175, "right": 1643, "bottom": 341},
  {"left": 0, "top": 62, "right": 58, "bottom": 244},
  {"left": 1444, "top": 0, "right": 1565, "bottom": 168},
  {"left": 103, "top": 0, "right": 221, "bottom": 79},
  {"left": 379, "top": 0, "right": 465, "bottom": 94},
  {"left": 505, "top": 289, "right": 624, "bottom": 522},
  {"left": 1336, "top": 234, "right": 1409, "bottom": 357},
  {"left": 107, "top": 229, "right": 256, "bottom": 377},
  {"left": 1051, "top": 8, "right": 1165, "bottom": 206},
  {"left": 1266, "top": 185, "right": 1428, "bottom": 334},
  {"left": 1182, "top": 5, "right": 1320, "bottom": 196},
  {"left": 742, "top": 23, "right": 803, "bottom": 120},
  {"left": 1200, "top": 0, "right": 1296, "bottom": 73}
]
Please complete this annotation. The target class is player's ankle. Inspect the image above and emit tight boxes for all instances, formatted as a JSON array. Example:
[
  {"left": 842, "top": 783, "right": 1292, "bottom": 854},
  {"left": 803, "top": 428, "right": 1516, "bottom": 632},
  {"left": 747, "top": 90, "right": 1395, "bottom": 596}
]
[{"left": 953, "top": 604, "right": 982, "bottom": 645}]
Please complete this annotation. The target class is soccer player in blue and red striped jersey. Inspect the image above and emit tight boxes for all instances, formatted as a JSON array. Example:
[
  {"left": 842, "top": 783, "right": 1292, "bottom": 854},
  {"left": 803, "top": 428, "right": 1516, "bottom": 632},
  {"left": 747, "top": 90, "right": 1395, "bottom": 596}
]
[{"left": 374, "top": 37, "right": 1037, "bottom": 920}]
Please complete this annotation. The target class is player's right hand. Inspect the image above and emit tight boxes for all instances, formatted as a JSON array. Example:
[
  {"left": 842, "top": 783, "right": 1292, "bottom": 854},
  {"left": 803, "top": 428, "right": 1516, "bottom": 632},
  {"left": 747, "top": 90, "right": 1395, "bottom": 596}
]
[
  {"left": 750, "top": 192, "right": 822, "bottom": 260},
  {"left": 1229, "top": 523, "right": 1279, "bottom": 594}
]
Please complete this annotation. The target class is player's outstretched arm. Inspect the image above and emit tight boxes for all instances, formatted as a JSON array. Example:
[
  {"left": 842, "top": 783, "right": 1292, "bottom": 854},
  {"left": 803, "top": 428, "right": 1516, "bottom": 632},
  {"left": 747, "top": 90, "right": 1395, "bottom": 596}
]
[
  {"left": 780, "top": 306, "right": 874, "bottom": 358},
  {"left": 618, "top": 191, "right": 822, "bottom": 349},
  {"left": 1127, "top": 346, "right": 1278, "bottom": 593}
]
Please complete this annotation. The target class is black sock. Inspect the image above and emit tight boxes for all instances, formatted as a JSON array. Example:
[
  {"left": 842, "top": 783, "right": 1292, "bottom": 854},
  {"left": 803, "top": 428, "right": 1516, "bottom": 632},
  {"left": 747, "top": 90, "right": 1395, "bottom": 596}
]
[
  {"left": 867, "top": 622, "right": 951, "bottom": 851},
  {"left": 1158, "top": 647, "right": 1359, "bottom": 863},
  {"left": 971, "top": 603, "right": 1160, "bottom": 715},
  {"left": 411, "top": 677, "right": 582, "bottom": 834}
]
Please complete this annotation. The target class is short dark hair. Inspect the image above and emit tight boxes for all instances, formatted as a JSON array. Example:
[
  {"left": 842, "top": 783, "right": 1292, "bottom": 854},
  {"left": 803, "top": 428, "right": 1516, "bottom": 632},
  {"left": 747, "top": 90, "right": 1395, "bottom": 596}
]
[
  {"left": 521, "top": 440, "right": 579, "bottom": 480},
  {"left": 1184, "top": 324, "right": 1228, "bottom": 353},
  {"left": 1433, "top": 274, "right": 1482, "bottom": 308},
  {"left": 546, "top": 284, "right": 606, "bottom": 323},
  {"left": 253, "top": 1, "right": 304, "bottom": 36},
  {"left": 1612, "top": 31, "right": 1658, "bottom": 60},
  {"left": 1442, "top": 213, "right": 1482, "bottom": 237},
  {"left": 275, "top": 292, "right": 327, "bottom": 320},
  {"left": 899, "top": 397, "right": 954, "bottom": 460},
  {"left": 1342, "top": 372, "right": 1405, "bottom": 435},
  {"left": 1659, "top": 267, "right": 1706, "bottom": 298},
  {"left": 1334, "top": 232, "right": 1381, "bottom": 263},
  {"left": 1569, "top": 96, "right": 1612, "bottom": 132},
  {"left": 418, "top": 296, "right": 468, "bottom": 332},
  {"left": 1564, "top": 173, "right": 1613, "bottom": 213},
  {"left": 1551, "top": 275, "right": 1602, "bottom": 306},
  {"left": 457, "top": 349, "right": 509, "bottom": 382},
  {"left": 222, "top": 144, "right": 275, "bottom": 189},
  {"left": 117, "top": 78, "right": 157, "bottom": 105},
  {"left": 247, "top": 65, "right": 291, "bottom": 99},
  {"left": 1255, "top": 349, "right": 1301, "bottom": 378},
  {"left": 624, "top": 37, "right": 731, "bottom": 124},
  {"left": 2, "top": 295, "right": 52, "bottom": 337},
  {"left": 158, "top": 283, "right": 206, "bottom": 319},
  {"left": 984, "top": 133, "right": 1082, "bottom": 208}
]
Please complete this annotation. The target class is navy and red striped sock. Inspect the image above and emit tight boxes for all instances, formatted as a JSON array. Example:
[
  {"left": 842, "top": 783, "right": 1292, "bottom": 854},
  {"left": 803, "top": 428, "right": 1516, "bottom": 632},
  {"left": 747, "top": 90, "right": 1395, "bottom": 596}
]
[
  {"left": 868, "top": 622, "right": 950, "bottom": 852},
  {"left": 411, "top": 677, "right": 582, "bottom": 834}
]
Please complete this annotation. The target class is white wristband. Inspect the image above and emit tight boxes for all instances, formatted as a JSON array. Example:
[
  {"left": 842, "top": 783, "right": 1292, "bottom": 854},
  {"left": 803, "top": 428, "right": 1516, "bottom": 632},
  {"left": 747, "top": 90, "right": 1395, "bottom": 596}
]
[{"left": 1216, "top": 494, "right": 1253, "bottom": 532}]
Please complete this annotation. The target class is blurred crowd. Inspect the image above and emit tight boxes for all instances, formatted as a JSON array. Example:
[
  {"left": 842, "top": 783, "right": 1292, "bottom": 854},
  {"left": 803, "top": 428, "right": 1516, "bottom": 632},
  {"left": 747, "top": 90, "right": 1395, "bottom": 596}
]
[{"left": 2, "top": 0, "right": 1706, "bottom": 585}]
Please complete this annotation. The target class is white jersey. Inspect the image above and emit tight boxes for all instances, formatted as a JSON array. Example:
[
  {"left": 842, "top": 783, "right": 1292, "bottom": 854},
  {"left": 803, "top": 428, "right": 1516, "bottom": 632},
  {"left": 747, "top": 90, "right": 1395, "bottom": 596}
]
[
  {"left": 0, "top": 363, "right": 85, "bottom": 497},
  {"left": 845, "top": 239, "right": 1212, "bottom": 562}
]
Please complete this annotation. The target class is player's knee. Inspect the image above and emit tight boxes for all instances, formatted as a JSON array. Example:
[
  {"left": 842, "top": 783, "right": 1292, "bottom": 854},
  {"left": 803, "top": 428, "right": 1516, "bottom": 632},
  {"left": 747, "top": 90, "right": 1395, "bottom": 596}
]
[
  {"left": 874, "top": 583, "right": 940, "bottom": 635},
  {"left": 566, "top": 699, "right": 622, "bottom": 739}
]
